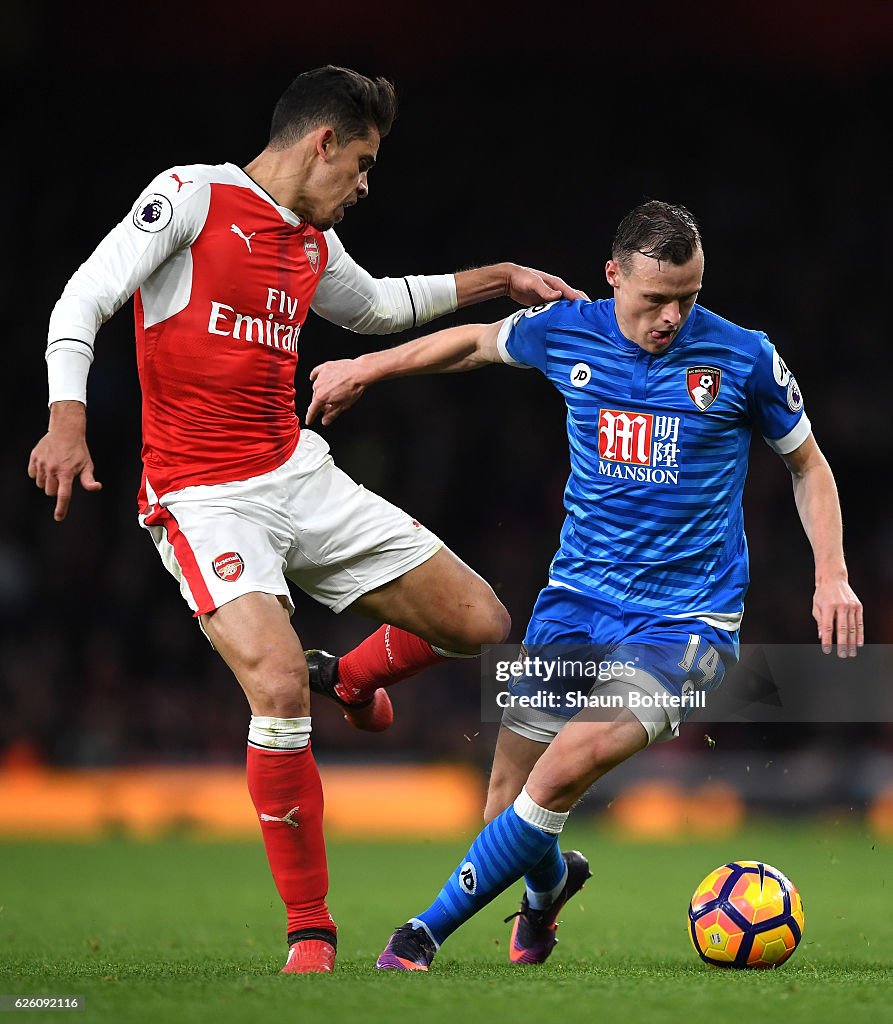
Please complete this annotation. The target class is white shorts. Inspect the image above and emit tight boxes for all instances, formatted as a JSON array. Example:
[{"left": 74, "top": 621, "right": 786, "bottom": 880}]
[
  {"left": 501, "top": 669, "right": 677, "bottom": 746},
  {"left": 139, "top": 429, "right": 442, "bottom": 617}
]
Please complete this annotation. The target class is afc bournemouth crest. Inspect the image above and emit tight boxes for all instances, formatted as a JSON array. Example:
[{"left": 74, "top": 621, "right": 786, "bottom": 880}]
[
  {"left": 686, "top": 366, "right": 722, "bottom": 411},
  {"left": 304, "top": 236, "right": 320, "bottom": 273},
  {"left": 212, "top": 552, "right": 244, "bottom": 582}
]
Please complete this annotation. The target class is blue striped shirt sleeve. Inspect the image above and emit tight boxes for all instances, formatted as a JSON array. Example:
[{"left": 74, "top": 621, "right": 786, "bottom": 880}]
[
  {"left": 746, "top": 336, "right": 811, "bottom": 453},
  {"left": 497, "top": 301, "right": 566, "bottom": 372}
]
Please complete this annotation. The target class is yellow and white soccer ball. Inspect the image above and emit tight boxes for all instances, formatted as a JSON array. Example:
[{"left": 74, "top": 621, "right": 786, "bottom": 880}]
[{"left": 688, "top": 861, "right": 805, "bottom": 968}]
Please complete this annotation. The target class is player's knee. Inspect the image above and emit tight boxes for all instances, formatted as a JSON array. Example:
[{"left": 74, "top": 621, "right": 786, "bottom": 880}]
[
  {"left": 488, "top": 601, "right": 513, "bottom": 644},
  {"left": 243, "top": 662, "right": 310, "bottom": 718},
  {"left": 447, "top": 598, "right": 511, "bottom": 651},
  {"left": 527, "top": 732, "right": 635, "bottom": 811},
  {"left": 526, "top": 775, "right": 583, "bottom": 813}
]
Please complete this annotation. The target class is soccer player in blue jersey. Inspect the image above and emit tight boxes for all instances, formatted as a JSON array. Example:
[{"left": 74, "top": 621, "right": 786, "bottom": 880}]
[{"left": 306, "top": 201, "right": 863, "bottom": 971}]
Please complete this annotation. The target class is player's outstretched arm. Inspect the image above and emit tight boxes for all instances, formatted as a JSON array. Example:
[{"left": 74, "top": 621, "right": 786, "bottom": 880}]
[
  {"left": 455, "top": 264, "right": 588, "bottom": 308},
  {"left": 781, "top": 433, "right": 863, "bottom": 656},
  {"left": 28, "top": 401, "right": 102, "bottom": 522},
  {"left": 311, "top": 234, "right": 587, "bottom": 337},
  {"left": 306, "top": 320, "right": 503, "bottom": 426}
]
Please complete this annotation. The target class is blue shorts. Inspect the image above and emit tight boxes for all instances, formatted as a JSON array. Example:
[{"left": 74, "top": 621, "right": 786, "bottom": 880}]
[{"left": 502, "top": 585, "right": 739, "bottom": 744}]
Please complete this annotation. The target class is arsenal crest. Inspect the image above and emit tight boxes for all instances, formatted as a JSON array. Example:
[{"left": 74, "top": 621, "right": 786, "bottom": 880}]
[
  {"left": 304, "top": 237, "right": 320, "bottom": 273},
  {"left": 686, "top": 366, "right": 722, "bottom": 411},
  {"left": 212, "top": 552, "right": 244, "bottom": 582}
]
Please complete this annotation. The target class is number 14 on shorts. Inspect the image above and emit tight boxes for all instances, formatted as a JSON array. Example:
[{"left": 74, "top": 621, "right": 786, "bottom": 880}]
[{"left": 678, "top": 633, "right": 721, "bottom": 690}]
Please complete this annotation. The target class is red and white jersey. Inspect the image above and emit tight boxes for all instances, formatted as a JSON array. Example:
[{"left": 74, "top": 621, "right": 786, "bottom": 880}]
[{"left": 46, "top": 163, "right": 457, "bottom": 506}]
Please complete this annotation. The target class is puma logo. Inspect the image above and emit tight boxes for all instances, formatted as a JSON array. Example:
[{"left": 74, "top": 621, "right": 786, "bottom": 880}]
[
  {"left": 231, "top": 223, "right": 256, "bottom": 253},
  {"left": 170, "top": 173, "right": 193, "bottom": 192},
  {"left": 259, "top": 806, "right": 300, "bottom": 828}
]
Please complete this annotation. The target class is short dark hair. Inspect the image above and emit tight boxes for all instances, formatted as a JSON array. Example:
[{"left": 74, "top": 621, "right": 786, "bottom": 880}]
[
  {"left": 612, "top": 200, "right": 702, "bottom": 272},
  {"left": 268, "top": 66, "right": 398, "bottom": 149}
]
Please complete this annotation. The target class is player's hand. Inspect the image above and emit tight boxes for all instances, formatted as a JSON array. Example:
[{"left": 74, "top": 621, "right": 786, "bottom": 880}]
[
  {"left": 505, "top": 264, "right": 589, "bottom": 305},
  {"left": 306, "top": 360, "right": 367, "bottom": 426},
  {"left": 813, "top": 579, "right": 863, "bottom": 657},
  {"left": 27, "top": 402, "right": 102, "bottom": 522}
]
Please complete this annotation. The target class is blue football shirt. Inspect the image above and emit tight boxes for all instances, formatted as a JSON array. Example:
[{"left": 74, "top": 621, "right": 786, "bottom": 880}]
[{"left": 497, "top": 299, "right": 810, "bottom": 621}]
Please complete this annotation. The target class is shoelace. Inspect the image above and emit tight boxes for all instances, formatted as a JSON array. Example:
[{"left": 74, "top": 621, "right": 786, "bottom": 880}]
[{"left": 503, "top": 900, "right": 551, "bottom": 926}]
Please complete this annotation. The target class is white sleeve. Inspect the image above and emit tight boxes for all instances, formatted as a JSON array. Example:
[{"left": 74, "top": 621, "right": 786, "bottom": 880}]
[
  {"left": 46, "top": 166, "right": 211, "bottom": 405},
  {"left": 310, "top": 229, "right": 458, "bottom": 335}
]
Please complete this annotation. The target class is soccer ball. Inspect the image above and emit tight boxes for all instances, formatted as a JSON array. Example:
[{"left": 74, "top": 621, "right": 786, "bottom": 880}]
[{"left": 688, "top": 861, "right": 805, "bottom": 968}]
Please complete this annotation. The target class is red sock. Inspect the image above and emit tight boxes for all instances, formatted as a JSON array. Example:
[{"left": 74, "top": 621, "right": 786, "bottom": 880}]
[
  {"left": 336, "top": 624, "right": 446, "bottom": 702},
  {"left": 246, "top": 743, "right": 335, "bottom": 939}
]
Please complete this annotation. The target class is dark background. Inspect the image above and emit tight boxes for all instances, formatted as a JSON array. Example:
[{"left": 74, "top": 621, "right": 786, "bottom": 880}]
[{"left": 3, "top": 1, "right": 892, "bottom": 802}]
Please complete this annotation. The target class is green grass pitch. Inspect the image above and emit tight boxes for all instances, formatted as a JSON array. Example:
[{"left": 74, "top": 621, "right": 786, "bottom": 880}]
[{"left": 2, "top": 823, "right": 890, "bottom": 1023}]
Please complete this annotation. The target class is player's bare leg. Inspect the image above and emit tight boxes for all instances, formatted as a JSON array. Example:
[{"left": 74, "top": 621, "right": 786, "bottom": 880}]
[
  {"left": 202, "top": 593, "right": 309, "bottom": 717},
  {"left": 202, "top": 593, "right": 336, "bottom": 974},
  {"left": 484, "top": 726, "right": 548, "bottom": 823},
  {"left": 350, "top": 546, "right": 511, "bottom": 651},
  {"left": 525, "top": 710, "right": 649, "bottom": 811},
  {"left": 307, "top": 547, "right": 510, "bottom": 731}
]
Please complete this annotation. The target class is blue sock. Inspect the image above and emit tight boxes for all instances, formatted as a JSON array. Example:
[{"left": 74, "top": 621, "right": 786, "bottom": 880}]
[
  {"left": 414, "top": 788, "right": 568, "bottom": 946},
  {"left": 524, "top": 838, "right": 567, "bottom": 909}
]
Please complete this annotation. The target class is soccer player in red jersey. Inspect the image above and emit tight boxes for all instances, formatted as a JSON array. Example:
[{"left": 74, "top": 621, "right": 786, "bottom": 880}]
[{"left": 28, "top": 66, "right": 585, "bottom": 974}]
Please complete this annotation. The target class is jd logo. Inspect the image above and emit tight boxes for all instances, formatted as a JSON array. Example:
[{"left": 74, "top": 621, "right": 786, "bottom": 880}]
[{"left": 570, "top": 362, "right": 592, "bottom": 388}]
